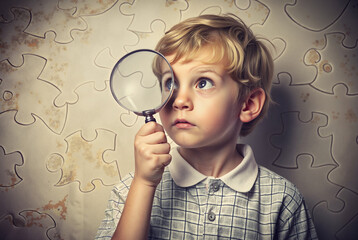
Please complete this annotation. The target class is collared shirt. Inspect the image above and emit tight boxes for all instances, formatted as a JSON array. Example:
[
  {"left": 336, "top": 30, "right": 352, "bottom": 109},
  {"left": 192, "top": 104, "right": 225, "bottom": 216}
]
[
  {"left": 95, "top": 144, "right": 318, "bottom": 239},
  {"left": 169, "top": 144, "right": 258, "bottom": 192}
]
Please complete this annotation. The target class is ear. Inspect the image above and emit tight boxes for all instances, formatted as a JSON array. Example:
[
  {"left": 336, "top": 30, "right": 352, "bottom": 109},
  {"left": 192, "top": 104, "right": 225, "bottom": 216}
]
[{"left": 239, "top": 88, "right": 266, "bottom": 123}]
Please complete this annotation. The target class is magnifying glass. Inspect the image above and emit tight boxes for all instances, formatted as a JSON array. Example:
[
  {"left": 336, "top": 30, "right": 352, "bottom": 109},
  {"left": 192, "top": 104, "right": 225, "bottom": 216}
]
[{"left": 110, "top": 49, "right": 175, "bottom": 123}]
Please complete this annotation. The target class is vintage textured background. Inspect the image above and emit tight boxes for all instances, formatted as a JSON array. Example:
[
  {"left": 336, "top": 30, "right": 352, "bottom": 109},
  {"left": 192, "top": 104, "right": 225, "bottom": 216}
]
[{"left": 0, "top": 0, "right": 357, "bottom": 239}]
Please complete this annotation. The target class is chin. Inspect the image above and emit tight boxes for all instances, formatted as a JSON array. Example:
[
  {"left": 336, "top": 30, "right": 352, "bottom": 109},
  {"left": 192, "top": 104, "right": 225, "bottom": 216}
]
[{"left": 174, "top": 140, "right": 206, "bottom": 150}]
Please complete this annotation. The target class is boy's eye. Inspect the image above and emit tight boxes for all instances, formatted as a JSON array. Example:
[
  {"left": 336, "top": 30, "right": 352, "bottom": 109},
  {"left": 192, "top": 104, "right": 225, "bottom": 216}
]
[
  {"left": 196, "top": 78, "right": 214, "bottom": 90},
  {"left": 164, "top": 78, "right": 176, "bottom": 91}
]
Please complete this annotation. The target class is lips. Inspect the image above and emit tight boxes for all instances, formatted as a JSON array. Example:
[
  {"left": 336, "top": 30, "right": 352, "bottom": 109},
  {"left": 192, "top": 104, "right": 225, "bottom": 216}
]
[{"left": 173, "top": 119, "right": 194, "bottom": 128}]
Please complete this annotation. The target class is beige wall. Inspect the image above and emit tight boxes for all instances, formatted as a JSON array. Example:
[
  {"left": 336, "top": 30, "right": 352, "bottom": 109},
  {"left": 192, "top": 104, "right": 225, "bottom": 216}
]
[{"left": 0, "top": 0, "right": 357, "bottom": 239}]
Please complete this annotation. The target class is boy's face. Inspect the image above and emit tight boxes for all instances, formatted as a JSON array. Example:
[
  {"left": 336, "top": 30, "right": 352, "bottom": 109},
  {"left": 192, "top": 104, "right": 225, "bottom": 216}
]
[{"left": 159, "top": 47, "right": 243, "bottom": 150}]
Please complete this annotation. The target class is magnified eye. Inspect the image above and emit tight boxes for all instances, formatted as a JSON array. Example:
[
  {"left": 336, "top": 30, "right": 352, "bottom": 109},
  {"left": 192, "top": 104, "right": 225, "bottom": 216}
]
[
  {"left": 165, "top": 78, "right": 172, "bottom": 90},
  {"left": 196, "top": 78, "right": 214, "bottom": 90},
  {"left": 164, "top": 77, "right": 177, "bottom": 91}
]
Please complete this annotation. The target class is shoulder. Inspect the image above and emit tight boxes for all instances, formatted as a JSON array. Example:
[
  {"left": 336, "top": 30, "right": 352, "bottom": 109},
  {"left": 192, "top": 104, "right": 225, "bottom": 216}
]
[
  {"left": 257, "top": 166, "right": 304, "bottom": 217},
  {"left": 258, "top": 166, "right": 302, "bottom": 196}
]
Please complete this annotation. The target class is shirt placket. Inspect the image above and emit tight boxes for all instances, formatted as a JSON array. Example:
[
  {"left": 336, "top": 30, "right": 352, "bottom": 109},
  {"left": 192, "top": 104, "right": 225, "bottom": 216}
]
[{"left": 204, "top": 179, "right": 222, "bottom": 239}]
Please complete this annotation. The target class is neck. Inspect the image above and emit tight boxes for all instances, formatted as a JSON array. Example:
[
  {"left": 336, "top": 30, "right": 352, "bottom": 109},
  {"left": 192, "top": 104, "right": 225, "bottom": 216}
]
[{"left": 178, "top": 142, "right": 243, "bottom": 178}]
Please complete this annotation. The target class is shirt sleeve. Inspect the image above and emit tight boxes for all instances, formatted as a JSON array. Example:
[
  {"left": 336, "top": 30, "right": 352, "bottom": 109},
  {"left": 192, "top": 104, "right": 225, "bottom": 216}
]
[
  {"left": 276, "top": 184, "right": 318, "bottom": 240},
  {"left": 94, "top": 174, "right": 133, "bottom": 239}
]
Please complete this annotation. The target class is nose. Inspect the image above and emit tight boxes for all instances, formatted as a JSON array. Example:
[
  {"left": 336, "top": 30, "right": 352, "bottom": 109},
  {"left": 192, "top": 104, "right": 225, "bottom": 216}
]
[{"left": 172, "top": 87, "right": 193, "bottom": 110}]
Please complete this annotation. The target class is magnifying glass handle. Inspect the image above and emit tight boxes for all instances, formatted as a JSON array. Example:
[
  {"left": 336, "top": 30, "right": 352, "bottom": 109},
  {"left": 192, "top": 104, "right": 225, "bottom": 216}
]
[{"left": 145, "top": 115, "right": 156, "bottom": 123}]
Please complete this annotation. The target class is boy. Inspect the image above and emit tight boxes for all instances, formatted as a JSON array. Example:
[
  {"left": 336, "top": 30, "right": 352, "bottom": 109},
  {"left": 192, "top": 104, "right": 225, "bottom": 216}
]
[{"left": 96, "top": 14, "right": 317, "bottom": 239}]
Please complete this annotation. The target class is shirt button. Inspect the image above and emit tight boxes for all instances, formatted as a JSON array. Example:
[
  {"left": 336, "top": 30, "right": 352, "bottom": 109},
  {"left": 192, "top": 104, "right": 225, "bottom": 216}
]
[
  {"left": 208, "top": 211, "right": 216, "bottom": 221},
  {"left": 211, "top": 182, "right": 220, "bottom": 192}
]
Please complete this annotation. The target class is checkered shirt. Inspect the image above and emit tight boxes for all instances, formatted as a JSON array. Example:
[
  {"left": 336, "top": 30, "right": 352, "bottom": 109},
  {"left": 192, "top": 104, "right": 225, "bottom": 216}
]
[{"left": 95, "top": 145, "right": 318, "bottom": 239}]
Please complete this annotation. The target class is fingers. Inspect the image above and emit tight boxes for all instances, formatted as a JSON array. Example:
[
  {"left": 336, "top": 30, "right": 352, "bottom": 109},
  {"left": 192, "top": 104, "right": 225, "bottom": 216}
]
[
  {"left": 147, "top": 131, "right": 167, "bottom": 145},
  {"left": 136, "top": 122, "right": 169, "bottom": 147},
  {"left": 134, "top": 122, "right": 172, "bottom": 186},
  {"left": 160, "top": 152, "right": 172, "bottom": 167},
  {"left": 134, "top": 122, "right": 171, "bottom": 168},
  {"left": 148, "top": 141, "right": 171, "bottom": 155},
  {"left": 137, "top": 121, "right": 165, "bottom": 137},
  {"left": 135, "top": 141, "right": 171, "bottom": 159}
]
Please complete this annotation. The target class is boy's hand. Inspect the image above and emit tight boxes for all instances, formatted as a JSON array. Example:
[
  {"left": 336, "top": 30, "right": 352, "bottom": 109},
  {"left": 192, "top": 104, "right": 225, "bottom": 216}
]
[{"left": 134, "top": 121, "right": 172, "bottom": 187}]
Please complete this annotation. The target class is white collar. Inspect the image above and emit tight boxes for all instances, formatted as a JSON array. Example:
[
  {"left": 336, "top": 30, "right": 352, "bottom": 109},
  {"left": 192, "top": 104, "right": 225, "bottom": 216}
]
[{"left": 168, "top": 144, "right": 258, "bottom": 192}]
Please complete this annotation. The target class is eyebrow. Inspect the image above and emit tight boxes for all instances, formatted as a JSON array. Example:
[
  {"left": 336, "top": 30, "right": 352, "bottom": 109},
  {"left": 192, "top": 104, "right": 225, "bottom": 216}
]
[
  {"left": 196, "top": 68, "right": 217, "bottom": 73},
  {"left": 194, "top": 67, "right": 223, "bottom": 77}
]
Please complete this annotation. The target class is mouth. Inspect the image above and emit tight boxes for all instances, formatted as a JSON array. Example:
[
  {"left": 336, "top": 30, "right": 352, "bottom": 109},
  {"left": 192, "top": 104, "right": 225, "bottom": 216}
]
[{"left": 173, "top": 119, "right": 195, "bottom": 128}]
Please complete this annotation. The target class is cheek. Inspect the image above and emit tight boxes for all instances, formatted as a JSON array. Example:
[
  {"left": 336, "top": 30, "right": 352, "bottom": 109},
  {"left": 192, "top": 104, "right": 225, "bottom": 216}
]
[
  {"left": 205, "top": 100, "right": 240, "bottom": 129},
  {"left": 203, "top": 108, "right": 235, "bottom": 128},
  {"left": 159, "top": 109, "right": 170, "bottom": 127}
]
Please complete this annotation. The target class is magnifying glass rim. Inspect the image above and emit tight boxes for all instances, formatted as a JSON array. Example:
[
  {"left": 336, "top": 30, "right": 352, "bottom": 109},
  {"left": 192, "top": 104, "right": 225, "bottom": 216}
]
[{"left": 109, "top": 49, "right": 175, "bottom": 116}]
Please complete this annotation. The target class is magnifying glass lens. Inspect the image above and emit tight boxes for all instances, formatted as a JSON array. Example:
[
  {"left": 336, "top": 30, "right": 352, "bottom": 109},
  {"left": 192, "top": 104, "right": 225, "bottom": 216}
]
[{"left": 110, "top": 49, "right": 174, "bottom": 123}]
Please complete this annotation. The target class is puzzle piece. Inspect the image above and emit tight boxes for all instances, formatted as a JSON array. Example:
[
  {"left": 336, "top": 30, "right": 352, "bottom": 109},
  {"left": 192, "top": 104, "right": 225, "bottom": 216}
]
[
  {"left": 251, "top": 0, "right": 329, "bottom": 85},
  {"left": 181, "top": 0, "right": 269, "bottom": 27},
  {"left": 124, "top": 1, "right": 281, "bottom": 61},
  {"left": 317, "top": 85, "right": 358, "bottom": 194},
  {"left": 94, "top": 48, "right": 117, "bottom": 70},
  {"left": 120, "top": 0, "right": 188, "bottom": 32},
  {"left": 125, "top": 19, "right": 166, "bottom": 52},
  {"left": 0, "top": 1, "right": 16, "bottom": 21},
  {"left": 0, "top": 8, "right": 34, "bottom": 66},
  {"left": 0, "top": 111, "right": 72, "bottom": 234},
  {"left": 61, "top": 81, "right": 142, "bottom": 177},
  {"left": 3, "top": 1, "right": 137, "bottom": 107},
  {"left": 55, "top": 180, "right": 115, "bottom": 240},
  {"left": 0, "top": 146, "right": 23, "bottom": 190},
  {"left": 0, "top": 54, "right": 67, "bottom": 134},
  {"left": 285, "top": 0, "right": 349, "bottom": 31},
  {"left": 305, "top": 33, "right": 358, "bottom": 94},
  {"left": 0, "top": 211, "right": 56, "bottom": 240},
  {"left": 234, "top": 0, "right": 251, "bottom": 10},
  {"left": 39, "top": 1, "right": 137, "bottom": 106},
  {"left": 271, "top": 75, "right": 358, "bottom": 193},
  {"left": 270, "top": 111, "right": 335, "bottom": 168},
  {"left": 313, "top": 188, "right": 358, "bottom": 239},
  {"left": 58, "top": 0, "right": 118, "bottom": 17},
  {"left": 273, "top": 73, "right": 358, "bottom": 121},
  {"left": 0, "top": 0, "right": 87, "bottom": 43},
  {"left": 324, "top": 0, "right": 358, "bottom": 48},
  {"left": 272, "top": 74, "right": 358, "bottom": 189},
  {"left": 64, "top": 81, "right": 139, "bottom": 138},
  {"left": 270, "top": 155, "right": 343, "bottom": 214},
  {"left": 46, "top": 129, "right": 119, "bottom": 192},
  {"left": 0, "top": 109, "right": 118, "bottom": 238}
]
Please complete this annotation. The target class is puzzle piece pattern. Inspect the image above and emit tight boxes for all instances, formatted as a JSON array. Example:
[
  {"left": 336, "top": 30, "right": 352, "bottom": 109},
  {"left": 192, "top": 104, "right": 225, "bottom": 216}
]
[
  {"left": 0, "top": 211, "right": 56, "bottom": 240},
  {"left": 58, "top": 0, "right": 118, "bottom": 17},
  {"left": 305, "top": 33, "right": 358, "bottom": 94},
  {"left": 0, "top": 0, "right": 87, "bottom": 43},
  {"left": 0, "top": 146, "right": 23, "bottom": 189},
  {"left": 0, "top": 54, "right": 67, "bottom": 133},
  {"left": 120, "top": 0, "right": 188, "bottom": 32},
  {"left": 1, "top": 0, "right": 358, "bottom": 239},
  {"left": 270, "top": 111, "right": 335, "bottom": 168},
  {"left": 47, "top": 129, "right": 119, "bottom": 192}
]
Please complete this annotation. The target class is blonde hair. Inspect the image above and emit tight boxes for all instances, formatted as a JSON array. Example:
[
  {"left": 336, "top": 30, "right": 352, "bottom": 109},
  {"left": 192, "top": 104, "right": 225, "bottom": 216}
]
[{"left": 155, "top": 14, "right": 274, "bottom": 136}]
